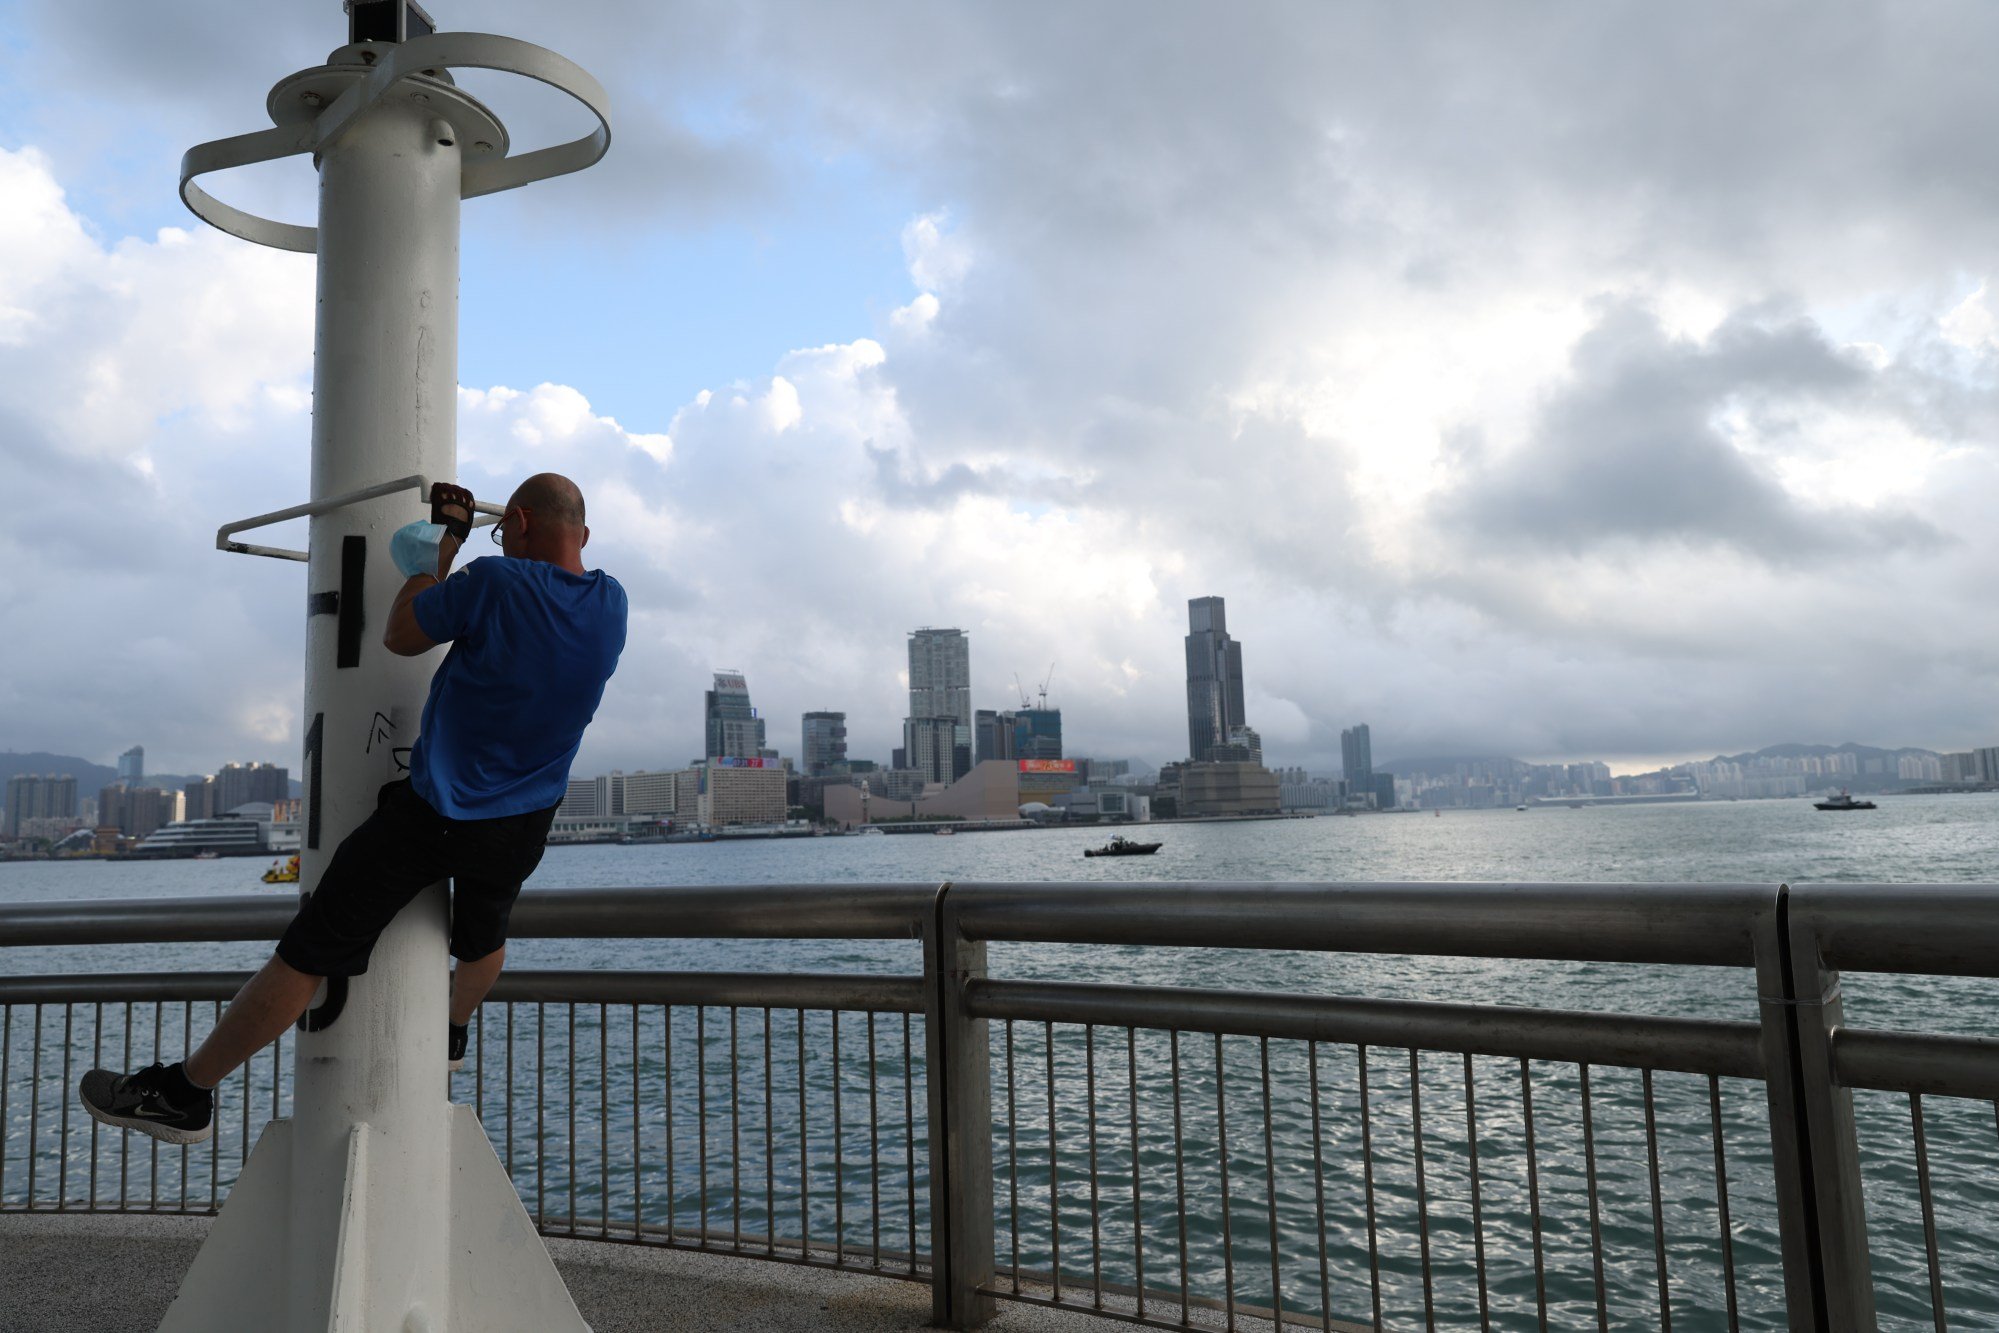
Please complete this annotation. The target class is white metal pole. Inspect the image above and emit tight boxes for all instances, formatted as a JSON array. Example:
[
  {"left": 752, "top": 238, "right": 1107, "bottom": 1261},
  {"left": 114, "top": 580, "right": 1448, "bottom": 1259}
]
[{"left": 286, "top": 90, "right": 462, "bottom": 1329}]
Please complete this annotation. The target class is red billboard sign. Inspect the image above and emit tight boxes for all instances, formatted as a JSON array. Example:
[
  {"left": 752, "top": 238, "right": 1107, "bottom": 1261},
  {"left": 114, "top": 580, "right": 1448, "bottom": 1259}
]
[{"left": 1018, "top": 759, "right": 1076, "bottom": 773}]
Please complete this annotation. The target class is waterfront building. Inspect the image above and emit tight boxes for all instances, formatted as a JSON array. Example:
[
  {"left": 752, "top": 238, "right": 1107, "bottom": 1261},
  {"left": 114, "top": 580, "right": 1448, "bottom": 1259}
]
[
  {"left": 213, "top": 762, "right": 289, "bottom": 813},
  {"left": 1184, "top": 596, "right": 1247, "bottom": 762},
  {"left": 3, "top": 773, "right": 79, "bottom": 838},
  {"left": 558, "top": 772, "right": 629, "bottom": 819},
  {"left": 117, "top": 745, "right": 144, "bottom": 784},
  {"left": 1340, "top": 724, "right": 1373, "bottom": 794},
  {"left": 97, "top": 784, "right": 182, "bottom": 840},
  {"left": 824, "top": 759, "right": 1021, "bottom": 827},
  {"left": 697, "top": 758, "right": 787, "bottom": 827},
  {"left": 705, "top": 671, "right": 771, "bottom": 760},
  {"left": 906, "top": 628, "right": 971, "bottom": 780},
  {"left": 1180, "top": 761, "right": 1281, "bottom": 817},
  {"left": 974, "top": 709, "right": 1015, "bottom": 765},
  {"left": 183, "top": 777, "right": 216, "bottom": 822},
  {"left": 903, "top": 716, "right": 962, "bottom": 786},
  {"left": 802, "top": 711, "right": 849, "bottom": 776},
  {"left": 622, "top": 770, "right": 679, "bottom": 818},
  {"left": 134, "top": 803, "right": 279, "bottom": 856},
  {"left": 1016, "top": 758, "right": 1082, "bottom": 806},
  {"left": 1012, "top": 708, "right": 1063, "bottom": 761}
]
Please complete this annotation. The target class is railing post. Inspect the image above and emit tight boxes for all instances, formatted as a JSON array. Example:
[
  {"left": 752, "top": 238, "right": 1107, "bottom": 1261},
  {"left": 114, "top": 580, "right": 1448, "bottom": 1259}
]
[
  {"left": 925, "top": 883, "right": 996, "bottom": 1329},
  {"left": 1755, "top": 884, "right": 1877, "bottom": 1331}
]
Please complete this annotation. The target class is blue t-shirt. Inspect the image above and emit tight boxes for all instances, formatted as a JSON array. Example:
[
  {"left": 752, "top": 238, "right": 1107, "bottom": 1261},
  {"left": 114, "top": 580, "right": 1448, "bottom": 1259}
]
[{"left": 409, "top": 555, "right": 627, "bottom": 819}]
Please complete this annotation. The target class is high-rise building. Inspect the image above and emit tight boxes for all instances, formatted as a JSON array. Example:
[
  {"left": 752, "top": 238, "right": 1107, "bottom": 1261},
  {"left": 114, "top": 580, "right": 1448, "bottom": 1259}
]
[
  {"left": 213, "top": 762, "right": 290, "bottom": 814},
  {"left": 906, "top": 628, "right": 971, "bottom": 781},
  {"left": 705, "top": 671, "right": 770, "bottom": 760},
  {"left": 3, "top": 774, "right": 79, "bottom": 838},
  {"left": 974, "top": 709, "right": 1015, "bottom": 764},
  {"left": 802, "top": 711, "right": 849, "bottom": 776},
  {"left": 1012, "top": 708, "right": 1063, "bottom": 761},
  {"left": 1184, "top": 596, "right": 1247, "bottom": 762},
  {"left": 99, "top": 784, "right": 181, "bottom": 839},
  {"left": 118, "top": 746, "right": 145, "bottom": 785},
  {"left": 1341, "top": 725, "right": 1373, "bottom": 790},
  {"left": 903, "top": 716, "right": 962, "bottom": 787},
  {"left": 184, "top": 777, "right": 217, "bottom": 823}
]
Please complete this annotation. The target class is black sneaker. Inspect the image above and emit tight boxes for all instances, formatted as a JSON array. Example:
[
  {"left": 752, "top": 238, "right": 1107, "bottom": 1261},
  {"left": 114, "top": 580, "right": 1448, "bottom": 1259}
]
[
  {"left": 448, "top": 1022, "right": 469, "bottom": 1072},
  {"left": 79, "top": 1063, "right": 214, "bottom": 1145}
]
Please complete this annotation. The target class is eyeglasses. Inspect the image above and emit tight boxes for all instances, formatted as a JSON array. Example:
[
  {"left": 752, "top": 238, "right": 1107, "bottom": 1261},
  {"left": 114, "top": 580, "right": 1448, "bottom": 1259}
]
[{"left": 490, "top": 507, "right": 529, "bottom": 545}]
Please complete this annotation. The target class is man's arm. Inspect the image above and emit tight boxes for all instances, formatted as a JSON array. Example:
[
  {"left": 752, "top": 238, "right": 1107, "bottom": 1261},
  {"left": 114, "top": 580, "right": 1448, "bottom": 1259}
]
[{"left": 383, "top": 507, "right": 467, "bottom": 656}]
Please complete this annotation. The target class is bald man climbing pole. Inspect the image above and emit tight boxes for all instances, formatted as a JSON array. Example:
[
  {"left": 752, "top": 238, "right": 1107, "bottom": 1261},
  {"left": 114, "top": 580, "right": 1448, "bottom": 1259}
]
[{"left": 80, "top": 473, "right": 628, "bottom": 1142}]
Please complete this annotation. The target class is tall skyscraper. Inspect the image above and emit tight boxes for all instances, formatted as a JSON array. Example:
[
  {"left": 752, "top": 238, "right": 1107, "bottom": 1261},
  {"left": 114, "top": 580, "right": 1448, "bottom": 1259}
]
[
  {"left": 903, "top": 716, "right": 962, "bottom": 786},
  {"left": 1341, "top": 724, "right": 1373, "bottom": 788},
  {"left": 213, "top": 762, "right": 290, "bottom": 813},
  {"left": 801, "top": 711, "right": 848, "bottom": 775},
  {"left": 974, "top": 709, "right": 1015, "bottom": 764},
  {"left": 1013, "top": 708, "right": 1063, "bottom": 761},
  {"left": 1184, "top": 596, "right": 1246, "bottom": 762},
  {"left": 118, "top": 745, "right": 145, "bottom": 784},
  {"left": 3, "top": 774, "right": 79, "bottom": 837},
  {"left": 705, "top": 671, "right": 770, "bottom": 760},
  {"left": 906, "top": 628, "right": 972, "bottom": 781}
]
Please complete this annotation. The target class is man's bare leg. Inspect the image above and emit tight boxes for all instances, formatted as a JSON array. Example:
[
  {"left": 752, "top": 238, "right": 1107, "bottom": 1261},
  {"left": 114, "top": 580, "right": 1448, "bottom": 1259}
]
[
  {"left": 450, "top": 945, "right": 506, "bottom": 1026},
  {"left": 184, "top": 955, "right": 324, "bottom": 1088}
]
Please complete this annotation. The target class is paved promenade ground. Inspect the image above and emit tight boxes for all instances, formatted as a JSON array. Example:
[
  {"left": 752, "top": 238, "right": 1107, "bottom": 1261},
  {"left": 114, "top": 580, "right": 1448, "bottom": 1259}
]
[{"left": 0, "top": 1213, "right": 1195, "bottom": 1333}]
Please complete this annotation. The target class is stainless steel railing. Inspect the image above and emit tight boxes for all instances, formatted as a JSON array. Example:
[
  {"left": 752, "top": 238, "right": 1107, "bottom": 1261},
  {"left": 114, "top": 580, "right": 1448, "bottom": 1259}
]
[{"left": 4, "top": 880, "right": 1999, "bottom": 1331}]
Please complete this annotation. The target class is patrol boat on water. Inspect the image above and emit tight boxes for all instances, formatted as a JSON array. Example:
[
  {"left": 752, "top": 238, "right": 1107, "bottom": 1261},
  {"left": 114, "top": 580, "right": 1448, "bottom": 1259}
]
[{"left": 1814, "top": 790, "right": 1877, "bottom": 811}]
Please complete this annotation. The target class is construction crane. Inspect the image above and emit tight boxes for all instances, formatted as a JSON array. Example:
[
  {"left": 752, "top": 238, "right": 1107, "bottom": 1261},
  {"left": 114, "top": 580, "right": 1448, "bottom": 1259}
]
[
  {"left": 1037, "top": 662, "right": 1056, "bottom": 710},
  {"left": 1012, "top": 672, "right": 1032, "bottom": 709}
]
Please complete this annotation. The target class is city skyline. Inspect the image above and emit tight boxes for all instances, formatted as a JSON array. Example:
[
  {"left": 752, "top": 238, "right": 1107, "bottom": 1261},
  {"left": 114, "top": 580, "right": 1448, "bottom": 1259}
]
[{"left": 10, "top": 6, "right": 1999, "bottom": 781}]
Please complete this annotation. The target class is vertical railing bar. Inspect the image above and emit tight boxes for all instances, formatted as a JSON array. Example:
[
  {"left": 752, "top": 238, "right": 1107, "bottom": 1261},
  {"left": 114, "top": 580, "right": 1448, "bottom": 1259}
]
[
  {"left": 149, "top": 1001, "right": 161, "bottom": 1209},
  {"left": 766, "top": 1008, "right": 777, "bottom": 1259},
  {"left": 1087, "top": 1024, "right": 1104, "bottom": 1309},
  {"left": 504, "top": 1004, "right": 516, "bottom": 1187},
  {"left": 567, "top": 1003, "right": 578, "bottom": 1236},
  {"left": 697, "top": 1006, "right": 709, "bottom": 1247},
  {"left": 475, "top": 1004, "right": 486, "bottom": 1127},
  {"left": 0, "top": 1006, "right": 12, "bottom": 1208},
  {"left": 666, "top": 1005, "right": 678, "bottom": 1244},
  {"left": 1129, "top": 1026, "right": 1146, "bottom": 1322},
  {"left": 902, "top": 1011, "right": 916, "bottom": 1276},
  {"left": 28, "top": 1002, "right": 42, "bottom": 1211},
  {"left": 1911, "top": 1093, "right": 1947, "bottom": 1333},
  {"left": 58, "top": 1003, "right": 74, "bottom": 1212},
  {"left": 91, "top": 1003, "right": 104, "bottom": 1211},
  {"left": 1172, "top": 1029, "right": 1191, "bottom": 1328},
  {"left": 632, "top": 1004, "right": 643, "bottom": 1243},
  {"left": 1007, "top": 1018, "right": 1021, "bottom": 1294},
  {"left": 1465, "top": 1052, "right": 1490, "bottom": 1332},
  {"left": 1259, "top": 1036, "right": 1284, "bottom": 1333},
  {"left": 1358, "top": 1044, "right": 1382, "bottom": 1333},
  {"left": 121, "top": 1004, "right": 132, "bottom": 1210},
  {"left": 179, "top": 1000, "right": 192, "bottom": 1210},
  {"left": 832, "top": 1008, "right": 845, "bottom": 1267},
  {"left": 600, "top": 1002, "right": 610, "bottom": 1241},
  {"left": 1581, "top": 1063, "right": 1608, "bottom": 1333},
  {"left": 1217, "top": 1032, "right": 1235, "bottom": 1333},
  {"left": 1047, "top": 1019, "right": 1062, "bottom": 1303},
  {"left": 1709, "top": 1076, "right": 1740, "bottom": 1333},
  {"left": 1522, "top": 1058, "right": 1547, "bottom": 1332},
  {"left": 208, "top": 1000, "right": 220, "bottom": 1211},
  {"left": 239, "top": 1029, "right": 251, "bottom": 1173},
  {"left": 868, "top": 1009, "right": 882, "bottom": 1270},
  {"left": 535, "top": 1002, "right": 546, "bottom": 1228},
  {"left": 731, "top": 1006, "right": 743, "bottom": 1254},
  {"left": 1411, "top": 1047, "right": 1434, "bottom": 1332},
  {"left": 1308, "top": 1040, "right": 1330, "bottom": 1333},
  {"left": 796, "top": 1008, "right": 808, "bottom": 1260},
  {"left": 1642, "top": 1069, "right": 1672, "bottom": 1333}
]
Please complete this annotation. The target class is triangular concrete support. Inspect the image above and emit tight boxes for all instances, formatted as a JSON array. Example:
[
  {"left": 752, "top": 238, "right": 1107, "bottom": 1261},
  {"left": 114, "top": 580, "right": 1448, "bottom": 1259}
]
[{"left": 160, "top": 1108, "right": 587, "bottom": 1332}]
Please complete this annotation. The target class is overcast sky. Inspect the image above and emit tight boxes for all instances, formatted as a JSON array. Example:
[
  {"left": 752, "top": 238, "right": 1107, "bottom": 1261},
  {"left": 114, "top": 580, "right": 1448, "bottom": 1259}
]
[{"left": 5, "top": 2, "right": 1999, "bottom": 779}]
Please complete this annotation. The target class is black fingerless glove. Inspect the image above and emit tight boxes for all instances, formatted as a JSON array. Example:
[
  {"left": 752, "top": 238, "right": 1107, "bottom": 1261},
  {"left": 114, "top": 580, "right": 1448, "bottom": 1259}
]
[{"left": 429, "top": 482, "right": 474, "bottom": 541}]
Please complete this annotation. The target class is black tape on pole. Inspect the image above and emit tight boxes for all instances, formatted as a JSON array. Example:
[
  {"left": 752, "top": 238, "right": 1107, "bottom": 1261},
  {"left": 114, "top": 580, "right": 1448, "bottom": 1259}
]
[{"left": 336, "top": 534, "right": 365, "bottom": 668}]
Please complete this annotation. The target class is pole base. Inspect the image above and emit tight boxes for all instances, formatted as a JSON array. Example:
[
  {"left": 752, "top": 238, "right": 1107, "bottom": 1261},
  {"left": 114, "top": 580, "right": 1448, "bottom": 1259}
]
[{"left": 159, "top": 1106, "right": 588, "bottom": 1333}]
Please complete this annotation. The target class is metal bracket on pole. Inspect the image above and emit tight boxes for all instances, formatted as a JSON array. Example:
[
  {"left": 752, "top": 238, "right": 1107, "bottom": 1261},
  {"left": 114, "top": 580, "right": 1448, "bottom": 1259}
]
[
  {"left": 179, "top": 31, "right": 613, "bottom": 254},
  {"left": 217, "top": 473, "right": 501, "bottom": 562}
]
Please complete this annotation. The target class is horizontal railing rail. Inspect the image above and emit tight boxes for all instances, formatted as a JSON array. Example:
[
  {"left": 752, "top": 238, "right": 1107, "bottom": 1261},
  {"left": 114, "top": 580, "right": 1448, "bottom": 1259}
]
[{"left": 6, "top": 880, "right": 1999, "bottom": 1331}]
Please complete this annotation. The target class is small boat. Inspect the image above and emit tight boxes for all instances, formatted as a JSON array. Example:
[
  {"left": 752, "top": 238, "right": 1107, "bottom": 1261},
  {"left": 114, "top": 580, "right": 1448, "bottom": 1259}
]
[
  {"left": 193, "top": 850, "right": 221, "bottom": 860},
  {"left": 261, "top": 854, "right": 300, "bottom": 884},
  {"left": 1516, "top": 804, "right": 1528, "bottom": 812},
  {"left": 1084, "top": 835, "right": 1162, "bottom": 858},
  {"left": 934, "top": 826, "right": 956, "bottom": 836},
  {"left": 1814, "top": 790, "right": 1877, "bottom": 811}
]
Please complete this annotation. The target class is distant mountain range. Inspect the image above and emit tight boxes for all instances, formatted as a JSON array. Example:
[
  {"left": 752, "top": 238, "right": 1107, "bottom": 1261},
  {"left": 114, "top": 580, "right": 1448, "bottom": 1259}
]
[
  {"left": 0, "top": 751, "right": 302, "bottom": 800},
  {"left": 1379, "top": 741, "right": 1944, "bottom": 780}
]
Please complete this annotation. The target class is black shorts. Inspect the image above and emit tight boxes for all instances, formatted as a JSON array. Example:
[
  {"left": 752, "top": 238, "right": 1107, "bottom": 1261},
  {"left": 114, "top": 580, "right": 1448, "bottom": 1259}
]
[{"left": 276, "top": 779, "right": 558, "bottom": 978}]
